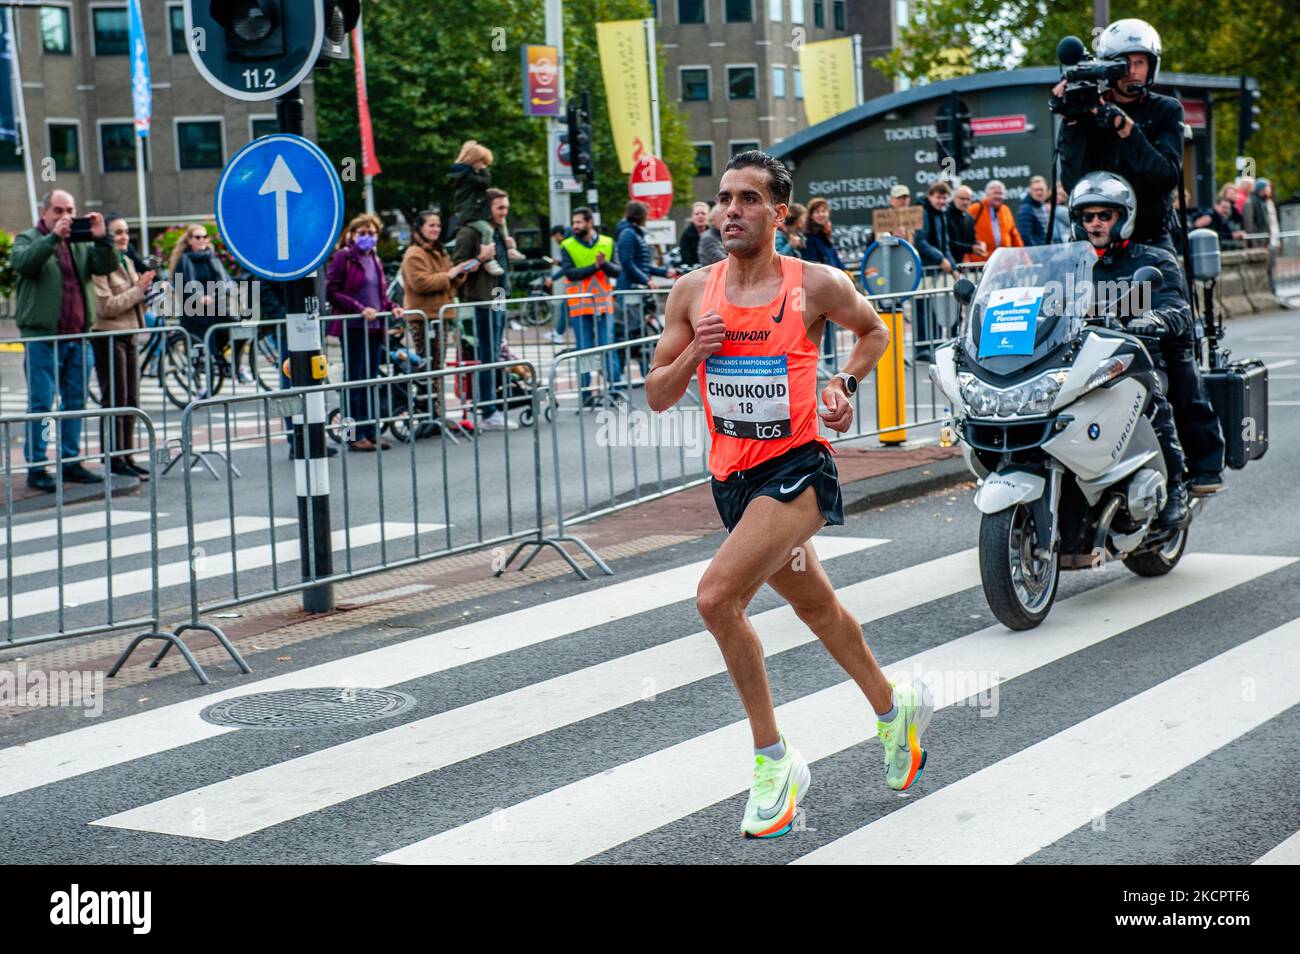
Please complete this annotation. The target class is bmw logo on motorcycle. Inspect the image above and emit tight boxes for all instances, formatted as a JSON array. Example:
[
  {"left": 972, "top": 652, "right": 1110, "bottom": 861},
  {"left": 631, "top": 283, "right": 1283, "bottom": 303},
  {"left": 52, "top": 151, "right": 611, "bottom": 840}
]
[{"left": 1088, "top": 423, "right": 1101, "bottom": 440}]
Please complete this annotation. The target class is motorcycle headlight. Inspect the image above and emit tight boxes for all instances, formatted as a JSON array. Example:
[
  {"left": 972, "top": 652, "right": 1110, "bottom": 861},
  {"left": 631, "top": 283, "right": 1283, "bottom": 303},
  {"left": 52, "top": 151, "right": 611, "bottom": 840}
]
[
  {"left": 1083, "top": 354, "right": 1134, "bottom": 393},
  {"left": 959, "top": 370, "right": 1065, "bottom": 418}
]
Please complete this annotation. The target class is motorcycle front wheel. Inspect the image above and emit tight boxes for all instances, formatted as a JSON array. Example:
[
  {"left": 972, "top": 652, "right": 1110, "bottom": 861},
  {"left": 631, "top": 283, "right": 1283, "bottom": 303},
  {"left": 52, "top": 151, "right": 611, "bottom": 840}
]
[{"left": 979, "top": 503, "right": 1060, "bottom": 631}]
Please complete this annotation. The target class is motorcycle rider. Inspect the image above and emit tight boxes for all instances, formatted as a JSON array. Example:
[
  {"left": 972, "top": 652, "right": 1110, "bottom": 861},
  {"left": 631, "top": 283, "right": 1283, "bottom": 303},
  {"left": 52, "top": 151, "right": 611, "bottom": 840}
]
[
  {"left": 1054, "top": 18, "right": 1226, "bottom": 497},
  {"left": 1070, "top": 171, "right": 1189, "bottom": 528}
]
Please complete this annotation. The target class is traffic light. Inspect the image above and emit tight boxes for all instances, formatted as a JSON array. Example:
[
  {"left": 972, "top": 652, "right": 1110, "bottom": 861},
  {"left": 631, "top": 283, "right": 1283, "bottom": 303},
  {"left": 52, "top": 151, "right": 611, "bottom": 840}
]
[
  {"left": 1238, "top": 78, "right": 1262, "bottom": 149},
  {"left": 934, "top": 93, "right": 973, "bottom": 173},
  {"left": 566, "top": 96, "right": 595, "bottom": 181},
  {"left": 210, "top": 0, "right": 285, "bottom": 61},
  {"left": 318, "top": 0, "right": 361, "bottom": 62}
]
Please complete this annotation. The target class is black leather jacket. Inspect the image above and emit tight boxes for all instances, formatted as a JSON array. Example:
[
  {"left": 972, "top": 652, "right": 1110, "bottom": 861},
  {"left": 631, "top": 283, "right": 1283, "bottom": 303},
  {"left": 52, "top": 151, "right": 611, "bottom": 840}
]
[
  {"left": 1089, "top": 240, "right": 1190, "bottom": 346},
  {"left": 1059, "top": 88, "right": 1184, "bottom": 245}
]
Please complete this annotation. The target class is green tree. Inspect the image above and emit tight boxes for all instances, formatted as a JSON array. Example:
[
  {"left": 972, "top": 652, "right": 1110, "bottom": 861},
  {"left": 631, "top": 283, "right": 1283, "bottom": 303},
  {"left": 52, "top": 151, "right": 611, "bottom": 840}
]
[
  {"left": 314, "top": 0, "right": 697, "bottom": 230},
  {"left": 874, "top": 1, "right": 1300, "bottom": 199}
]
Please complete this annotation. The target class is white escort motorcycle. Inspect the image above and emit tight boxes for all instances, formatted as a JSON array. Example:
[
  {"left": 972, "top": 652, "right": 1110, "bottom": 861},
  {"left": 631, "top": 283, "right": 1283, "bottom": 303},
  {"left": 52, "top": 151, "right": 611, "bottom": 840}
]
[{"left": 930, "top": 242, "right": 1198, "bottom": 630}]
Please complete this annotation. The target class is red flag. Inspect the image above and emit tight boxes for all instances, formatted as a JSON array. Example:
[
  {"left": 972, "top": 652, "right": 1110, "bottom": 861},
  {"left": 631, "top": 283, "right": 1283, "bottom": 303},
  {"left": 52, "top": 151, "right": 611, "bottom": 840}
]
[{"left": 353, "top": 19, "right": 381, "bottom": 177}]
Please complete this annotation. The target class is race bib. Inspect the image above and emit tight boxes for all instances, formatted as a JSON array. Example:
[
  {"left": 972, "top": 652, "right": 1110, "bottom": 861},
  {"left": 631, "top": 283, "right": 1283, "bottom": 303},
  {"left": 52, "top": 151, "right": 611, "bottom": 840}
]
[
  {"left": 705, "top": 354, "right": 790, "bottom": 439},
  {"left": 978, "top": 286, "right": 1043, "bottom": 358}
]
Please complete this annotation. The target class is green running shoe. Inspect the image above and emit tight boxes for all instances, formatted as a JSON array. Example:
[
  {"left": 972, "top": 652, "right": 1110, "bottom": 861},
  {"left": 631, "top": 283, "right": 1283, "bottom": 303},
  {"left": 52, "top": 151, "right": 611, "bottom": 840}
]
[
  {"left": 876, "top": 681, "right": 934, "bottom": 791},
  {"left": 741, "top": 737, "right": 811, "bottom": 839}
]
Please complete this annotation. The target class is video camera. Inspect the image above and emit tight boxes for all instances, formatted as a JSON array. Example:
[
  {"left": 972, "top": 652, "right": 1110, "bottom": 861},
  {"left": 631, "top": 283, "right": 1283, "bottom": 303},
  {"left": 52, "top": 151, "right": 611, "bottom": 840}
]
[{"left": 1049, "top": 35, "right": 1128, "bottom": 125}]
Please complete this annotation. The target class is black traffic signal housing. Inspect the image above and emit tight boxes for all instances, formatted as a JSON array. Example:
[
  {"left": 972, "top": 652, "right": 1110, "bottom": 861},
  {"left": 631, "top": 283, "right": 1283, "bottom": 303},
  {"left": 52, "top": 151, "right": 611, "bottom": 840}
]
[
  {"left": 566, "top": 96, "right": 595, "bottom": 181},
  {"left": 935, "top": 93, "right": 973, "bottom": 173},
  {"left": 1238, "top": 77, "right": 1261, "bottom": 151},
  {"left": 210, "top": 0, "right": 285, "bottom": 61},
  {"left": 318, "top": 0, "right": 361, "bottom": 61}
]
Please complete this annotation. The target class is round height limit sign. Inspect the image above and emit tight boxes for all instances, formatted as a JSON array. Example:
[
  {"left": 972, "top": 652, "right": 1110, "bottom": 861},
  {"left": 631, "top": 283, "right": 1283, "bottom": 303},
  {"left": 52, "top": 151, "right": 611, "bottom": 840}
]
[{"left": 629, "top": 156, "right": 673, "bottom": 220}]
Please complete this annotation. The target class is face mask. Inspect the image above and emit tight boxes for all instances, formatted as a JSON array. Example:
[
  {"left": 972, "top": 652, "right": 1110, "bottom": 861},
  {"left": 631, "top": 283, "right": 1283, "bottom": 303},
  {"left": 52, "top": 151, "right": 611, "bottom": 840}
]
[{"left": 355, "top": 234, "right": 378, "bottom": 252}]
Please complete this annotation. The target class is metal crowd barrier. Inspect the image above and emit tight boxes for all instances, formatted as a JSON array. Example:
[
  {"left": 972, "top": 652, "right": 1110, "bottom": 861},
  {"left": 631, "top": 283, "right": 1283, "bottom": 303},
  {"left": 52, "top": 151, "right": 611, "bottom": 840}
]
[
  {"left": 0, "top": 406, "right": 246, "bottom": 684},
  {"left": 158, "top": 359, "right": 603, "bottom": 647}
]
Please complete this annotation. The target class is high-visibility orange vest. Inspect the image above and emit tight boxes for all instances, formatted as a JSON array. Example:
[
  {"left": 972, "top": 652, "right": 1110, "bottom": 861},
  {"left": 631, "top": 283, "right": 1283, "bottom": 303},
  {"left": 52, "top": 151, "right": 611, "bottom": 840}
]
[{"left": 561, "top": 234, "right": 616, "bottom": 316}]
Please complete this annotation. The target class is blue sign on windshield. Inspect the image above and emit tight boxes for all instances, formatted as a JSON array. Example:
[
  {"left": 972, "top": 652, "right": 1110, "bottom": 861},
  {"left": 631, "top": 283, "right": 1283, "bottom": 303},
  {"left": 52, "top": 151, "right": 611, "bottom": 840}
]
[{"left": 979, "top": 287, "right": 1043, "bottom": 358}]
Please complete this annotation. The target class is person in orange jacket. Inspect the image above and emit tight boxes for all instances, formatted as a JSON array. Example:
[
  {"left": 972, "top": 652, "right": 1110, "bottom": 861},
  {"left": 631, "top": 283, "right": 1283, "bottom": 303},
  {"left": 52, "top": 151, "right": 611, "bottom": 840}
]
[{"left": 964, "top": 180, "right": 1023, "bottom": 263}]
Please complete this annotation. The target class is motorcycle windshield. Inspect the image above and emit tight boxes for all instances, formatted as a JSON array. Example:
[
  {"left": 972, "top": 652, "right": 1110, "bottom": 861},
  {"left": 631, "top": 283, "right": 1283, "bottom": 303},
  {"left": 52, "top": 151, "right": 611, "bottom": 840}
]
[{"left": 963, "top": 242, "right": 1097, "bottom": 375}]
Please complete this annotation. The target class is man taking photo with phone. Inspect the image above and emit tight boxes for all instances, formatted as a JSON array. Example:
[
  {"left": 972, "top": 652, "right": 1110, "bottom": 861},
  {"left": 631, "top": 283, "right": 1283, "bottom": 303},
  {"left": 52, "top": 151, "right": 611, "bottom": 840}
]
[{"left": 11, "top": 190, "right": 119, "bottom": 492}]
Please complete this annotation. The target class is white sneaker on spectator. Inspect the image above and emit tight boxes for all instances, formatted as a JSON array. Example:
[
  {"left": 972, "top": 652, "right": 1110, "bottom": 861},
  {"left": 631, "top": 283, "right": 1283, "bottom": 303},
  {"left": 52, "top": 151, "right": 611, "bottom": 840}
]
[
  {"left": 484, "top": 260, "right": 506, "bottom": 277},
  {"left": 509, "top": 319, "right": 524, "bottom": 331},
  {"left": 545, "top": 331, "right": 566, "bottom": 344},
  {"left": 479, "top": 411, "right": 518, "bottom": 430}
]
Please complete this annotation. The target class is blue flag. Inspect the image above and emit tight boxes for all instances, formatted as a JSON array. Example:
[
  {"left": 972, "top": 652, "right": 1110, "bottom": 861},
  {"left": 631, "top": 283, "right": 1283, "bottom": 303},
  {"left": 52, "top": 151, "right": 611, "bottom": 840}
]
[
  {"left": 0, "top": 10, "right": 17, "bottom": 144},
  {"left": 129, "top": 0, "right": 151, "bottom": 137}
]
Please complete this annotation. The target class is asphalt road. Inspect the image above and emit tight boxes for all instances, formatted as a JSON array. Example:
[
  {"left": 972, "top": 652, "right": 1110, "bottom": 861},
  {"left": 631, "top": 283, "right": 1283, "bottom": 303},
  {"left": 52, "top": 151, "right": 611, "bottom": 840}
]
[{"left": 0, "top": 307, "right": 1296, "bottom": 864}]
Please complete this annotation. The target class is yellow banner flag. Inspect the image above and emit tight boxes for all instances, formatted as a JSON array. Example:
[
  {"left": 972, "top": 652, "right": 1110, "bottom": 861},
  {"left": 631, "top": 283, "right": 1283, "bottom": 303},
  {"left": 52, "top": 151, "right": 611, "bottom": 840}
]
[
  {"left": 596, "top": 19, "right": 654, "bottom": 173},
  {"left": 799, "top": 37, "right": 858, "bottom": 127}
]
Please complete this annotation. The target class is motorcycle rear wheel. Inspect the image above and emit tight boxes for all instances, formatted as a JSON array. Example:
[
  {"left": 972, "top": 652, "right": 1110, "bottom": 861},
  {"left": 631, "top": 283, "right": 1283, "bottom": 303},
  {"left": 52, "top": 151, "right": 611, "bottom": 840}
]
[{"left": 1122, "top": 525, "right": 1188, "bottom": 577}]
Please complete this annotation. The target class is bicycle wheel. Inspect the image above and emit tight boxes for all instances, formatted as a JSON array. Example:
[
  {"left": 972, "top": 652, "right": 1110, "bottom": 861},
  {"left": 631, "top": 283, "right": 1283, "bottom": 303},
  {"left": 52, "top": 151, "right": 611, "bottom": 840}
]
[
  {"left": 159, "top": 332, "right": 195, "bottom": 408},
  {"left": 250, "top": 331, "right": 282, "bottom": 392}
]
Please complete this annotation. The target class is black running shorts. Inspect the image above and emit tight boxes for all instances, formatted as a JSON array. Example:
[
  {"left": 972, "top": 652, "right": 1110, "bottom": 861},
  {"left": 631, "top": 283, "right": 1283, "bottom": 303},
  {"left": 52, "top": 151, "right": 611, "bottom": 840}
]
[{"left": 711, "top": 441, "right": 844, "bottom": 534}]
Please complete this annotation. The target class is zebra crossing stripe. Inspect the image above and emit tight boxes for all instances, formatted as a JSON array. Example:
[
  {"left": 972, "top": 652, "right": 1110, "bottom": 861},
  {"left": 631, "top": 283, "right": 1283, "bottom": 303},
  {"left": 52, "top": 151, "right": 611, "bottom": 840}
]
[
  {"left": 1, "top": 510, "right": 155, "bottom": 548},
  {"left": 1, "top": 517, "right": 296, "bottom": 578},
  {"left": 93, "top": 548, "right": 976, "bottom": 841},
  {"left": 0, "top": 521, "right": 441, "bottom": 623},
  {"left": 1253, "top": 829, "right": 1300, "bottom": 865},
  {"left": 797, "top": 618, "right": 1300, "bottom": 865},
  {"left": 374, "top": 554, "right": 1293, "bottom": 865}
]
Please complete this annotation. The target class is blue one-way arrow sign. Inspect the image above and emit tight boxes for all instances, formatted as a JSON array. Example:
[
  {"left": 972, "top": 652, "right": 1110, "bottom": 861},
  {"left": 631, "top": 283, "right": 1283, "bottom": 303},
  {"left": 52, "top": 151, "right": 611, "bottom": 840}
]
[{"left": 215, "top": 134, "right": 343, "bottom": 282}]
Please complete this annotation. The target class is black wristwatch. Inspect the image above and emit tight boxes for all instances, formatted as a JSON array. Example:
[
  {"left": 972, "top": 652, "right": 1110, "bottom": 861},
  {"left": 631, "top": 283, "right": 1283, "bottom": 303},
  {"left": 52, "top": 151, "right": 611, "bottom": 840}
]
[{"left": 833, "top": 371, "right": 857, "bottom": 395}]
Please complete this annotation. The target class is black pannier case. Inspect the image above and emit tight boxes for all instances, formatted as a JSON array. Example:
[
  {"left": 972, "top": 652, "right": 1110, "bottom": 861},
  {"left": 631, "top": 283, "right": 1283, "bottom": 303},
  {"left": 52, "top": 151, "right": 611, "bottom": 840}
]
[{"left": 1202, "top": 359, "right": 1268, "bottom": 469}]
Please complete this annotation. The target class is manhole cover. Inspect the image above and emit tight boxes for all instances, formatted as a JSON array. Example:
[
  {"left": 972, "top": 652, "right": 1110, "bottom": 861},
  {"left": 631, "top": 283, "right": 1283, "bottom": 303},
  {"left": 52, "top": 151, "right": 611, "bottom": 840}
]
[{"left": 200, "top": 688, "right": 416, "bottom": 730}]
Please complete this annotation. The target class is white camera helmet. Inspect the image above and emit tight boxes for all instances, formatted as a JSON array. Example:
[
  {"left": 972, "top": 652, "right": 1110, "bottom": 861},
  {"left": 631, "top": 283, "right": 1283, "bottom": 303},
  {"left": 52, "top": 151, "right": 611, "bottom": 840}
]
[
  {"left": 1068, "top": 171, "right": 1137, "bottom": 244},
  {"left": 1097, "top": 18, "right": 1162, "bottom": 86}
]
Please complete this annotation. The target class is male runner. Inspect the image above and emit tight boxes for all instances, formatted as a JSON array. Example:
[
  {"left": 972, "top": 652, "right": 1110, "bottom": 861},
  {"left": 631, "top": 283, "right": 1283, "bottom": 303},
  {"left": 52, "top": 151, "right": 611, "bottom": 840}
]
[{"left": 646, "top": 151, "right": 935, "bottom": 839}]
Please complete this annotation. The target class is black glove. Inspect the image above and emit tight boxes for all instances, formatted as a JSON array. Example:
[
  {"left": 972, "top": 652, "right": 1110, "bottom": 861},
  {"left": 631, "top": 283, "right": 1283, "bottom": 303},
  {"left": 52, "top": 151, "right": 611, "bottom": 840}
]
[
  {"left": 1096, "top": 101, "right": 1128, "bottom": 131},
  {"left": 1127, "top": 311, "right": 1168, "bottom": 337}
]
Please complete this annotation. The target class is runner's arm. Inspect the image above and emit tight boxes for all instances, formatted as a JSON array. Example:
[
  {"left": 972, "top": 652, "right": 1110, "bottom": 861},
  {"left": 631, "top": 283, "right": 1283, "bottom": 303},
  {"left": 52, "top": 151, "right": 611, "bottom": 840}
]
[
  {"left": 809, "top": 263, "right": 890, "bottom": 386},
  {"left": 646, "top": 269, "right": 714, "bottom": 412}
]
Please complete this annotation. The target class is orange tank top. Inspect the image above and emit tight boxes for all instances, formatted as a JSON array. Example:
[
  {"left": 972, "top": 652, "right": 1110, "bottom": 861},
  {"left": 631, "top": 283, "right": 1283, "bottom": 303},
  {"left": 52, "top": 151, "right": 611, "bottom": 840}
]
[{"left": 697, "top": 255, "right": 832, "bottom": 480}]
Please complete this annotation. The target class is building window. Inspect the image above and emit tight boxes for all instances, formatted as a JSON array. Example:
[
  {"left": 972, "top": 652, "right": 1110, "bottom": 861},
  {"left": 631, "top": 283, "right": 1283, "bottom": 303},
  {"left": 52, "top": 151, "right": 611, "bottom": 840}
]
[
  {"left": 48, "top": 123, "right": 80, "bottom": 173},
  {"left": 694, "top": 142, "right": 715, "bottom": 178},
  {"left": 176, "top": 120, "right": 223, "bottom": 169},
  {"left": 40, "top": 6, "right": 72, "bottom": 54},
  {"left": 680, "top": 67, "right": 710, "bottom": 101},
  {"left": 772, "top": 65, "right": 787, "bottom": 98},
  {"left": 730, "top": 140, "right": 760, "bottom": 156},
  {"left": 100, "top": 122, "right": 149, "bottom": 172},
  {"left": 0, "top": 140, "right": 22, "bottom": 171},
  {"left": 725, "top": 0, "right": 753, "bottom": 22},
  {"left": 794, "top": 67, "right": 804, "bottom": 99},
  {"left": 169, "top": 4, "right": 187, "bottom": 54},
  {"left": 251, "top": 117, "right": 279, "bottom": 140},
  {"left": 768, "top": 0, "right": 783, "bottom": 21},
  {"left": 813, "top": 0, "right": 824, "bottom": 28},
  {"left": 92, "top": 6, "right": 130, "bottom": 56},
  {"left": 678, "top": 0, "right": 705, "bottom": 24},
  {"left": 833, "top": 0, "right": 845, "bottom": 30},
  {"left": 728, "top": 66, "right": 757, "bottom": 100},
  {"left": 792, "top": 0, "right": 805, "bottom": 24}
]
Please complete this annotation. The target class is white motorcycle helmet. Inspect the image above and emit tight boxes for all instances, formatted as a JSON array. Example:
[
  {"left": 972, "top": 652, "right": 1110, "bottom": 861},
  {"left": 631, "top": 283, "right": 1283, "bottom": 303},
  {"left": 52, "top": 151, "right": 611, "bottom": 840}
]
[
  {"left": 1068, "top": 171, "right": 1137, "bottom": 244},
  {"left": 1097, "top": 18, "right": 1162, "bottom": 86}
]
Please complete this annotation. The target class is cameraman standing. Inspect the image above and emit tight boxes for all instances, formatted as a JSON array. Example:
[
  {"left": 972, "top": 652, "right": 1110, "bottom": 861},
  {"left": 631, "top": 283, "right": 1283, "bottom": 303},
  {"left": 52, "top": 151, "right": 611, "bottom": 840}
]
[{"left": 1054, "top": 18, "right": 1225, "bottom": 496}]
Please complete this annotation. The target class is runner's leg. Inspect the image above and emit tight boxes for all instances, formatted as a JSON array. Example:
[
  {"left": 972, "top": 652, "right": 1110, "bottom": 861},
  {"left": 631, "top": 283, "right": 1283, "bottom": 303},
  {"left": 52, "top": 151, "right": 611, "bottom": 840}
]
[
  {"left": 764, "top": 539, "right": 893, "bottom": 713},
  {"left": 696, "top": 487, "right": 828, "bottom": 749}
]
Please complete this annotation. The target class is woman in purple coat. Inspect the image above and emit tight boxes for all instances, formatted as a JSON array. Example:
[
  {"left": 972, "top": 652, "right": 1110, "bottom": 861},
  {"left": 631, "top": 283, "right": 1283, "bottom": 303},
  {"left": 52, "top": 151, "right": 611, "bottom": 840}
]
[{"left": 325, "top": 213, "right": 404, "bottom": 451}]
